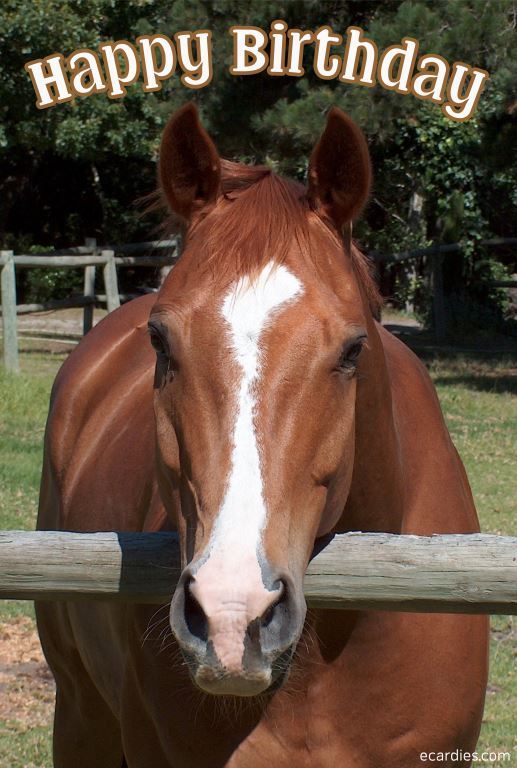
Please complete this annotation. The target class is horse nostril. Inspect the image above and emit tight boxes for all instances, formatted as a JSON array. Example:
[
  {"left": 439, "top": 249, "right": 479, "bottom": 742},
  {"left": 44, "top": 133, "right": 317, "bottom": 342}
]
[
  {"left": 260, "top": 580, "right": 287, "bottom": 629},
  {"left": 183, "top": 578, "right": 208, "bottom": 643}
]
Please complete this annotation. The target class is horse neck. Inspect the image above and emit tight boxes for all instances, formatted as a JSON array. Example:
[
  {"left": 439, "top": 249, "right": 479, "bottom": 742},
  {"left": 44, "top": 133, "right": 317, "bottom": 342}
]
[{"left": 339, "top": 307, "right": 405, "bottom": 534}]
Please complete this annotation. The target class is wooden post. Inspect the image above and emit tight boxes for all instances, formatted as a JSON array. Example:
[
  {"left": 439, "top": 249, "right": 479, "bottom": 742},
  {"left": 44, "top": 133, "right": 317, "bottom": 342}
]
[
  {"left": 83, "top": 238, "right": 97, "bottom": 335},
  {"left": 432, "top": 248, "right": 446, "bottom": 342},
  {"left": 0, "top": 250, "right": 19, "bottom": 373},
  {"left": 102, "top": 249, "right": 120, "bottom": 313}
]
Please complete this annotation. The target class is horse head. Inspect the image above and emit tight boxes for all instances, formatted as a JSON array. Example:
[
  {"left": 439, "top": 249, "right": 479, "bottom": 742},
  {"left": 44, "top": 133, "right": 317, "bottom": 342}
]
[{"left": 149, "top": 103, "right": 375, "bottom": 696}]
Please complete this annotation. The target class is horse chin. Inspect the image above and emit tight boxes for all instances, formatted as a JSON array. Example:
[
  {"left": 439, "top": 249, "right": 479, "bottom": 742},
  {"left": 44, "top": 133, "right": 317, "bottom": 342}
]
[
  {"left": 181, "top": 648, "right": 294, "bottom": 698},
  {"left": 194, "top": 667, "right": 272, "bottom": 697}
]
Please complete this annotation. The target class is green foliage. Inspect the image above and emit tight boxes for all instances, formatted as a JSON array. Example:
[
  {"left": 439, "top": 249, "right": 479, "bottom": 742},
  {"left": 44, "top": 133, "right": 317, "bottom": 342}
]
[
  {"left": 20, "top": 245, "right": 83, "bottom": 303},
  {"left": 0, "top": 0, "right": 170, "bottom": 247},
  {"left": 376, "top": 108, "right": 515, "bottom": 334},
  {"left": 24, "top": 267, "right": 83, "bottom": 304},
  {"left": 445, "top": 255, "right": 517, "bottom": 338},
  {"left": 0, "top": 0, "right": 515, "bottom": 332}
]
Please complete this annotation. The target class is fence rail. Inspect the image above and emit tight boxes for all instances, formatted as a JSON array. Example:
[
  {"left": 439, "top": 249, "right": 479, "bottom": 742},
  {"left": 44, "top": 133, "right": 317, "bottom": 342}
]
[
  {"left": 20, "top": 239, "right": 180, "bottom": 258},
  {"left": 0, "top": 238, "right": 180, "bottom": 373},
  {"left": 370, "top": 237, "right": 517, "bottom": 266},
  {"left": 1, "top": 531, "right": 516, "bottom": 614}
]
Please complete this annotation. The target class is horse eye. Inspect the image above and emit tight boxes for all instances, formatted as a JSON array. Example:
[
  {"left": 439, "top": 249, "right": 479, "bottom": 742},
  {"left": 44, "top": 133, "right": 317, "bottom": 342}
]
[
  {"left": 337, "top": 336, "right": 367, "bottom": 373},
  {"left": 148, "top": 328, "right": 169, "bottom": 357}
]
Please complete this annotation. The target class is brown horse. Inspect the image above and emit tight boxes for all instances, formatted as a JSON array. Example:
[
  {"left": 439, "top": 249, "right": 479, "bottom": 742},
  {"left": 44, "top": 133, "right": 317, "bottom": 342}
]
[{"left": 36, "top": 104, "right": 488, "bottom": 767}]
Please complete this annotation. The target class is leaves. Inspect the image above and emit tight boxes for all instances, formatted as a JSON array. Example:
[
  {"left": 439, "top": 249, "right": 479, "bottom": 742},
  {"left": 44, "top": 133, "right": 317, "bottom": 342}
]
[{"left": 0, "top": 0, "right": 515, "bottom": 330}]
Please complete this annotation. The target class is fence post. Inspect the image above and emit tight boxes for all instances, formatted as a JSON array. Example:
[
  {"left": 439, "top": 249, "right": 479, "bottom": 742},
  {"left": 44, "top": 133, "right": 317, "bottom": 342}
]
[
  {"left": 102, "top": 250, "right": 120, "bottom": 313},
  {"left": 432, "top": 248, "right": 446, "bottom": 343},
  {"left": 1, "top": 250, "right": 19, "bottom": 374},
  {"left": 83, "top": 238, "right": 97, "bottom": 335}
]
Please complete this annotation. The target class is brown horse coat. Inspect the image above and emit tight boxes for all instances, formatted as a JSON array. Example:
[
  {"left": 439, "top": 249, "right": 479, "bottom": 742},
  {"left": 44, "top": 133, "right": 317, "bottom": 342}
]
[{"left": 36, "top": 106, "right": 488, "bottom": 768}]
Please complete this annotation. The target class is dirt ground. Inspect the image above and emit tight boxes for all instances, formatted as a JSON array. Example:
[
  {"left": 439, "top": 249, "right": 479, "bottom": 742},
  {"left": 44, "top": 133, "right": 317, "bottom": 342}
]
[
  {"left": 17, "top": 307, "right": 106, "bottom": 337},
  {"left": 14, "top": 308, "right": 108, "bottom": 358},
  {"left": 0, "top": 617, "right": 54, "bottom": 729}
]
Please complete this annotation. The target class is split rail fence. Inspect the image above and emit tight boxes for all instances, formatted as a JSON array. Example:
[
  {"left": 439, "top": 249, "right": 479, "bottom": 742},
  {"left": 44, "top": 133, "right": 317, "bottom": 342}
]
[
  {"left": 372, "top": 237, "right": 517, "bottom": 341},
  {"left": 0, "top": 238, "right": 179, "bottom": 373},
  {"left": 2, "top": 236, "right": 515, "bottom": 370},
  {"left": 0, "top": 530, "right": 516, "bottom": 614}
]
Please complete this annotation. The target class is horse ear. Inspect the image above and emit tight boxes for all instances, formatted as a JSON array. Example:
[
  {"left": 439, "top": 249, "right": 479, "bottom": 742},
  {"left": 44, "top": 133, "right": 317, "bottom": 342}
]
[
  {"left": 308, "top": 107, "right": 371, "bottom": 229},
  {"left": 159, "top": 102, "right": 221, "bottom": 221}
]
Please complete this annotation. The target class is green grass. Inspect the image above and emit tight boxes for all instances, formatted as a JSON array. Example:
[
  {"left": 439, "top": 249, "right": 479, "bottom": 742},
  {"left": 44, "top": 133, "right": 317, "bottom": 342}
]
[
  {"left": 428, "top": 355, "right": 517, "bottom": 755},
  {"left": 0, "top": 355, "right": 59, "bottom": 625},
  {"left": 431, "top": 358, "right": 516, "bottom": 537},
  {"left": 0, "top": 353, "right": 61, "bottom": 766},
  {"left": 0, "top": 347, "right": 515, "bottom": 764},
  {"left": 0, "top": 724, "right": 52, "bottom": 768}
]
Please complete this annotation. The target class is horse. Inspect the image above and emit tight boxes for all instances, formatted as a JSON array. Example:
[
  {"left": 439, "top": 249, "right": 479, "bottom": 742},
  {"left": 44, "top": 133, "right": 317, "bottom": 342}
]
[{"left": 36, "top": 103, "right": 488, "bottom": 767}]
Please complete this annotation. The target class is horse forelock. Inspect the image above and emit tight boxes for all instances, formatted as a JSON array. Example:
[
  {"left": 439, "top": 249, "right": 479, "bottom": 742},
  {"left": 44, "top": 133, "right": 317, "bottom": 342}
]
[
  {"left": 159, "top": 159, "right": 380, "bottom": 316},
  {"left": 187, "top": 162, "right": 310, "bottom": 284}
]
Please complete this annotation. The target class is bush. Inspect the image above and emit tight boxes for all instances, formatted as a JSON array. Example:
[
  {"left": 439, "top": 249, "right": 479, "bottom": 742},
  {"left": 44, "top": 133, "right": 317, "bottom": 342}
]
[
  {"left": 19, "top": 246, "right": 83, "bottom": 304},
  {"left": 24, "top": 267, "right": 83, "bottom": 304}
]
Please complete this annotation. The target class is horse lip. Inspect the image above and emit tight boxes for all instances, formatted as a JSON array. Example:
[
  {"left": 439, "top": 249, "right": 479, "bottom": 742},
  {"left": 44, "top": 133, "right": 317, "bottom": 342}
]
[
  {"left": 179, "top": 641, "right": 296, "bottom": 697},
  {"left": 194, "top": 665, "right": 272, "bottom": 697}
]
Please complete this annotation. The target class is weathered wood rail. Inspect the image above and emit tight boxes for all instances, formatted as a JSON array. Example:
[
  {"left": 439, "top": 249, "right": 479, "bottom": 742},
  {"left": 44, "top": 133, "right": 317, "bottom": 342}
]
[
  {"left": 1, "top": 531, "right": 516, "bottom": 614},
  {"left": 0, "top": 238, "right": 180, "bottom": 373}
]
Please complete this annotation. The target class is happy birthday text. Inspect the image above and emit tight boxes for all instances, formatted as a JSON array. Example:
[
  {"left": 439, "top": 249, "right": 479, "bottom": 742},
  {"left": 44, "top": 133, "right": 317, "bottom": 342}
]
[{"left": 24, "top": 22, "right": 489, "bottom": 121}]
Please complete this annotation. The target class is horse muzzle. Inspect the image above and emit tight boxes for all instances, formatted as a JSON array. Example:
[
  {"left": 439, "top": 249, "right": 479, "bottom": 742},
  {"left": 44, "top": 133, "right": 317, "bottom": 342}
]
[{"left": 169, "top": 565, "right": 306, "bottom": 696}]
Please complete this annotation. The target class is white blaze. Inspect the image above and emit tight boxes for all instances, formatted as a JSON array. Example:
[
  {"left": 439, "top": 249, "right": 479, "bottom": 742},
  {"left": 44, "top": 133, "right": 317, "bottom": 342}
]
[
  {"left": 189, "top": 262, "right": 303, "bottom": 671},
  {"left": 216, "top": 261, "right": 302, "bottom": 550}
]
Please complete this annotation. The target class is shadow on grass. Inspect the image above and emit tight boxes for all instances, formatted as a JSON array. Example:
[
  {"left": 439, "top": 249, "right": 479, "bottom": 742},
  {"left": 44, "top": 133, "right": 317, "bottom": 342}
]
[
  {"left": 432, "top": 374, "right": 516, "bottom": 395},
  {"left": 384, "top": 324, "right": 517, "bottom": 395}
]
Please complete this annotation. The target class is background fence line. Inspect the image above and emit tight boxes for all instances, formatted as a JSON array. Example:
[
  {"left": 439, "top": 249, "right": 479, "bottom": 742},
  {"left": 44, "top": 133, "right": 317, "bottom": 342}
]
[
  {"left": 371, "top": 236, "right": 517, "bottom": 342},
  {"left": 1, "top": 237, "right": 515, "bottom": 372},
  {"left": 0, "top": 237, "right": 180, "bottom": 372}
]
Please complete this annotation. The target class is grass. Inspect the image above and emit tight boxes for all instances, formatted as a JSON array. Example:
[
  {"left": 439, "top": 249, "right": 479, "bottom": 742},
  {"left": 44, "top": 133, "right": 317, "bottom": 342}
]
[
  {"left": 0, "top": 353, "right": 61, "bottom": 767},
  {"left": 429, "top": 355, "right": 516, "bottom": 755},
  {"left": 0, "top": 354, "right": 59, "bottom": 625},
  {"left": 0, "top": 725, "right": 52, "bottom": 768},
  {"left": 0, "top": 344, "right": 515, "bottom": 765}
]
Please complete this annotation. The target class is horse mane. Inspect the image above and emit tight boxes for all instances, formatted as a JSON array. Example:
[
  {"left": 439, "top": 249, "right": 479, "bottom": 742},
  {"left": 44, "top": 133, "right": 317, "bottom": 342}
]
[{"left": 162, "top": 158, "right": 381, "bottom": 317}]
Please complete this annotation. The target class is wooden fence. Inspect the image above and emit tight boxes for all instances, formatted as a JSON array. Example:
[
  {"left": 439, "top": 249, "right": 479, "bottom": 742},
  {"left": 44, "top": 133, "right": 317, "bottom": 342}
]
[
  {"left": 372, "top": 237, "right": 517, "bottom": 342},
  {"left": 2, "top": 236, "right": 515, "bottom": 371},
  {"left": 0, "top": 238, "right": 180, "bottom": 373},
  {"left": 1, "top": 530, "right": 516, "bottom": 614}
]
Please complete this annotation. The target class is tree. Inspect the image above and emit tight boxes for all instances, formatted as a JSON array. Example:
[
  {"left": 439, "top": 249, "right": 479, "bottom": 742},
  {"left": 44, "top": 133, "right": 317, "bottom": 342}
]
[{"left": 1, "top": 0, "right": 515, "bottom": 332}]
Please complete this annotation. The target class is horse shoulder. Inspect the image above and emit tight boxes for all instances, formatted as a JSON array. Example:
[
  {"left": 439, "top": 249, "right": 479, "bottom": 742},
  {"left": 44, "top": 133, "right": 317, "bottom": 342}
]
[
  {"left": 378, "top": 325, "right": 479, "bottom": 534},
  {"left": 39, "top": 295, "right": 159, "bottom": 533}
]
